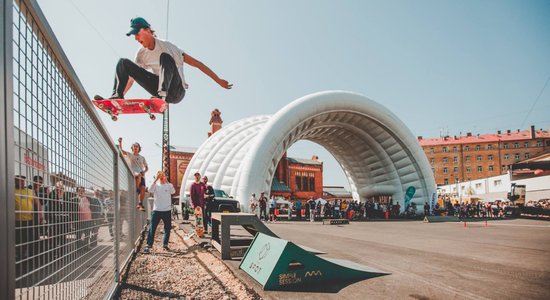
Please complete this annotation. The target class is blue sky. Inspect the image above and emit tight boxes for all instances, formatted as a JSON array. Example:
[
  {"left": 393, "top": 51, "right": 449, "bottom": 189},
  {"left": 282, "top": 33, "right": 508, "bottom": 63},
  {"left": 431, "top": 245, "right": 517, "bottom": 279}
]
[{"left": 36, "top": 0, "right": 550, "bottom": 189}]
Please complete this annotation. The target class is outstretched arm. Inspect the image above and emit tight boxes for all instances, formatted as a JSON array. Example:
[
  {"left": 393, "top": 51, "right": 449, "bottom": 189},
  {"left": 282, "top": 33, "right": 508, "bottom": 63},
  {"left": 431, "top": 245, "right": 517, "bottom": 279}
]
[
  {"left": 183, "top": 53, "right": 233, "bottom": 89},
  {"left": 118, "top": 137, "right": 129, "bottom": 155}
]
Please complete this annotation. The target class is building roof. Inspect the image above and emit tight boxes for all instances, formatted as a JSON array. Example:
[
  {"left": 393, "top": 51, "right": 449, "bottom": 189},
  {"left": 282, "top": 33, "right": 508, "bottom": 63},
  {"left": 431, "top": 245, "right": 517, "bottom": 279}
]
[
  {"left": 287, "top": 157, "right": 323, "bottom": 166},
  {"left": 418, "top": 129, "right": 549, "bottom": 146},
  {"left": 323, "top": 186, "right": 352, "bottom": 197},
  {"left": 271, "top": 180, "right": 292, "bottom": 192},
  {"left": 171, "top": 146, "right": 198, "bottom": 154}
]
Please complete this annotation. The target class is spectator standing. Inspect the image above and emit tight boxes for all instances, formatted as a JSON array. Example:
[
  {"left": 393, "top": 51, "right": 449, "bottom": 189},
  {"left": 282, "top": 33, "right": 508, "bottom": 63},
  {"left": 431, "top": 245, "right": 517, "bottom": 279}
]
[
  {"left": 75, "top": 187, "right": 94, "bottom": 248},
  {"left": 47, "top": 181, "right": 72, "bottom": 258},
  {"left": 103, "top": 191, "right": 115, "bottom": 240},
  {"left": 287, "top": 203, "right": 293, "bottom": 220},
  {"left": 190, "top": 172, "right": 208, "bottom": 233},
  {"left": 269, "top": 195, "right": 277, "bottom": 222},
  {"left": 144, "top": 171, "right": 176, "bottom": 254},
  {"left": 258, "top": 192, "right": 268, "bottom": 221},
  {"left": 249, "top": 193, "right": 258, "bottom": 216},
  {"left": 30, "top": 175, "right": 47, "bottom": 237},
  {"left": 307, "top": 197, "right": 315, "bottom": 222},
  {"left": 203, "top": 176, "right": 215, "bottom": 227},
  {"left": 424, "top": 202, "right": 430, "bottom": 216},
  {"left": 15, "top": 175, "right": 40, "bottom": 260},
  {"left": 295, "top": 200, "right": 302, "bottom": 220}
]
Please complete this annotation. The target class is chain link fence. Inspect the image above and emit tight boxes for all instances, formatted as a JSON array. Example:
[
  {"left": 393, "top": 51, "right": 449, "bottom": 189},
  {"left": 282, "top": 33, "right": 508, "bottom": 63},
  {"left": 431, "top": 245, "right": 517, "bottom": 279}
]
[{"left": 1, "top": 0, "right": 149, "bottom": 298}]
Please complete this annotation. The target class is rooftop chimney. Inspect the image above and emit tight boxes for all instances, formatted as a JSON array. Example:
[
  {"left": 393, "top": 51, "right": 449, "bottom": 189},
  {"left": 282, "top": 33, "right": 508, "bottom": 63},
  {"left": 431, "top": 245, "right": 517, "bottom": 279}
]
[
  {"left": 497, "top": 130, "right": 501, "bottom": 134},
  {"left": 417, "top": 136, "right": 422, "bottom": 140},
  {"left": 531, "top": 125, "right": 535, "bottom": 139},
  {"left": 466, "top": 132, "right": 472, "bottom": 137},
  {"left": 311, "top": 155, "right": 319, "bottom": 161},
  {"left": 208, "top": 108, "right": 223, "bottom": 138},
  {"left": 507, "top": 130, "right": 511, "bottom": 134}
]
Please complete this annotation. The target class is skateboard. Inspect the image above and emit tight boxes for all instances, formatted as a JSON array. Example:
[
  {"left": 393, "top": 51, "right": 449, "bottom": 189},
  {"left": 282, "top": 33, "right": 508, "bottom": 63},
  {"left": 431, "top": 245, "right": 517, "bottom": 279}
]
[
  {"left": 194, "top": 206, "right": 205, "bottom": 238},
  {"left": 92, "top": 96, "right": 168, "bottom": 121}
]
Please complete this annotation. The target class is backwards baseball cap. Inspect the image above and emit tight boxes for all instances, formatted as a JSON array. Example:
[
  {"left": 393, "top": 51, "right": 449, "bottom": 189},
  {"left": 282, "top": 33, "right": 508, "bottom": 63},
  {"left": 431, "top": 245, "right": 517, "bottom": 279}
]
[{"left": 126, "top": 17, "right": 150, "bottom": 36}]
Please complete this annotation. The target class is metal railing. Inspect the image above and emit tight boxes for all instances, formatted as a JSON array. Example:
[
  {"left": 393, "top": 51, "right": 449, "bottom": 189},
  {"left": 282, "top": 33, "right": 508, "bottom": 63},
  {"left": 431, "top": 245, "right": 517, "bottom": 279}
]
[{"left": 1, "top": 0, "right": 148, "bottom": 298}]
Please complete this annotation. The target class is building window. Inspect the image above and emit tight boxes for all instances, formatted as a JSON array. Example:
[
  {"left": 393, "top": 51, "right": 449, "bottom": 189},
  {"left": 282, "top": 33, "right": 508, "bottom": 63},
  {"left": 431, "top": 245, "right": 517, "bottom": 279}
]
[
  {"left": 504, "top": 143, "right": 509, "bottom": 149},
  {"left": 453, "top": 146, "right": 458, "bottom": 152},
  {"left": 514, "top": 142, "right": 519, "bottom": 148},
  {"left": 524, "top": 142, "right": 529, "bottom": 148},
  {"left": 444, "top": 178, "right": 449, "bottom": 185},
  {"left": 477, "top": 155, "right": 482, "bottom": 161},
  {"left": 502, "top": 165, "right": 507, "bottom": 172},
  {"left": 430, "top": 147, "right": 434, "bottom": 153},
  {"left": 477, "top": 166, "right": 483, "bottom": 172},
  {"left": 443, "top": 167, "right": 448, "bottom": 174},
  {"left": 504, "top": 154, "right": 509, "bottom": 160},
  {"left": 488, "top": 165, "right": 494, "bottom": 171},
  {"left": 432, "top": 168, "right": 435, "bottom": 173},
  {"left": 453, "top": 157, "right": 458, "bottom": 163},
  {"left": 296, "top": 176, "right": 302, "bottom": 191},
  {"left": 430, "top": 158, "right": 434, "bottom": 164},
  {"left": 475, "top": 183, "right": 482, "bottom": 189},
  {"left": 309, "top": 177, "right": 315, "bottom": 192},
  {"left": 525, "top": 153, "right": 530, "bottom": 159},
  {"left": 488, "top": 154, "right": 493, "bottom": 161},
  {"left": 443, "top": 157, "right": 448, "bottom": 164},
  {"left": 454, "top": 167, "right": 458, "bottom": 173},
  {"left": 537, "top": 140, "right": 543, "bottom": 147},
  {"left": 466, "top": 167, "right": 471, "bottom": 173},
  {"left": 514, "top": 153, "right": 520, "bottom": 160},
  {"left": 465, "top": 146, "right": 470, "bottom": 151},
  {"left": 465, "top": 156, "right": 470, "bottom": 162},
  {"left": 443, "top": 147, "right": 448, "bottom": 153},
  {"left": 494, "top": 180, "right": 502, "bottom": 186},
  {"left": 302, "top": 177, "right": 309, "bottom": 192},
  {"left": 476, "top": 145, "right": 481, "bottom": 151},
  {"left": 487, "top": 144, "right": 493, "bottom": 150}
]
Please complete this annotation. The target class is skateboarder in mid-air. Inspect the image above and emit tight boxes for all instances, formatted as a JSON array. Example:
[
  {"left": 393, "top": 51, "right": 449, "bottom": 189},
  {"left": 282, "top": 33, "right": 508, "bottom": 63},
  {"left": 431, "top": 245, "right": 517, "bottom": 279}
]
[{"left": 95, "top": 17, "right": 232, "bottom": 103}]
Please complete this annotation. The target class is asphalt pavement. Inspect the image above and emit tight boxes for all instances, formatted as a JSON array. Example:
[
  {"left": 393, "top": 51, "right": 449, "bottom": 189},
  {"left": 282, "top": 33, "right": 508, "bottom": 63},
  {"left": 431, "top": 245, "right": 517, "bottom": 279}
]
[{"left": 223, "top": 218, "right": 550, "bottom": 300}]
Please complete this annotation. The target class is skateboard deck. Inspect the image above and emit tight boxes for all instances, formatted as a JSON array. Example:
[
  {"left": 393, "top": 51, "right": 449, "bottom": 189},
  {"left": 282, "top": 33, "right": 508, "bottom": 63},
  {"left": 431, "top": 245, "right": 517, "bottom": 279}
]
[
  {"left": 92, "top": 97, "right": 168, "bottom": 121},
  {"left": 194, "top": 206, "right": 204, "bottom": 238}
]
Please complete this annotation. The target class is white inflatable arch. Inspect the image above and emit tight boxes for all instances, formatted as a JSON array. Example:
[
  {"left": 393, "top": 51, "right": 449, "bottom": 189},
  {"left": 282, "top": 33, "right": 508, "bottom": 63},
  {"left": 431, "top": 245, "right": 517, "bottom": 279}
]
[{"left": 180, "top": 91, "right": 435, "bottom": 211}]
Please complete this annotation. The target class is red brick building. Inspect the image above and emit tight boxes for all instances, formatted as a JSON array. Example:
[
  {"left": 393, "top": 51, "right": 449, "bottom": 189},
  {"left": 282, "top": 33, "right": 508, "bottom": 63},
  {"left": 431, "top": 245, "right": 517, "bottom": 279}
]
[
  {"left": 418, "top": 126, "right": 550, "bottom": 186},
  {"left": 271, "top": 154, "right": 324, "bottom": 201}
]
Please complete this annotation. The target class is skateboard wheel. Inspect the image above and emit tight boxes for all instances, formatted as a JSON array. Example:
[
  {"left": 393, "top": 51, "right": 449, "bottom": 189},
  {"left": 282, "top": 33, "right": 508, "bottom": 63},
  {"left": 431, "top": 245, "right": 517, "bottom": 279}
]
[
  {"left": 150, "top": 115, "right": 156, "bottom": 120},
  {"left": 112, "top": 115, "right": 118, "bottom": 121},
  {"left": 98, "top": 103, "right": 104, "bottom": 108}
]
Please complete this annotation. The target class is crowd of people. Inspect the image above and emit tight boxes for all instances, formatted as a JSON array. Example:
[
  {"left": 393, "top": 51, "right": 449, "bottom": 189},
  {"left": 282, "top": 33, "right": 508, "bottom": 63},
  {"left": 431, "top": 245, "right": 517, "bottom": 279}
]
[
  {"left": 14, "top": 175, "right": 116, "bottom": 274},
  {"left": 248, "top": 195, "right": 419, "bottom": 222}
]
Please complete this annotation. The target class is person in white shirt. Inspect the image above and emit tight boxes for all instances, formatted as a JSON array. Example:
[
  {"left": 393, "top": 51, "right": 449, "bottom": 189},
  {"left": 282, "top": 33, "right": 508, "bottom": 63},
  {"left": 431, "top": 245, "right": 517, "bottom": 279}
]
[
  {"left": 118, "top": 137, "right": 148, "bottom": 211},
  {"left": 144, "top": 171, "right": 175, "bottom": 254},
  {"left": 249, "top": 193, "right": 258, "bottom": 216},
  {"left": 96, "top": 17, "right": 232, "bottom": 104}
]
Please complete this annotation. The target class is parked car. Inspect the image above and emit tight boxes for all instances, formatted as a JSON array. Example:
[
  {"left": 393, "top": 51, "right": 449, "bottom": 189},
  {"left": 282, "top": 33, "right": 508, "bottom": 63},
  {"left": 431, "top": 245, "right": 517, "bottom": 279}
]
[{"left": 180, "top": 188, "right": 240, "bottom": 213}]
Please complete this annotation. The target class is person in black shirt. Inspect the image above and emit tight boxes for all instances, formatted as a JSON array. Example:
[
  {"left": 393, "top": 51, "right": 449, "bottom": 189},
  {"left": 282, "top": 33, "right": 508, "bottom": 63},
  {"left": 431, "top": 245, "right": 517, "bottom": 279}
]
[{"left": 203, "top": 176, "right": 215, "bottom": 232}]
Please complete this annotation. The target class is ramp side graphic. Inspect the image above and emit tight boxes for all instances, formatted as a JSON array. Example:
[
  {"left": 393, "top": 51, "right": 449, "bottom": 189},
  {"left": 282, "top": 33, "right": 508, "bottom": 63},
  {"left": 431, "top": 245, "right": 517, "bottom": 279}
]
[{"left": 239, "top": 233, "right": 388, "bottom": 290}]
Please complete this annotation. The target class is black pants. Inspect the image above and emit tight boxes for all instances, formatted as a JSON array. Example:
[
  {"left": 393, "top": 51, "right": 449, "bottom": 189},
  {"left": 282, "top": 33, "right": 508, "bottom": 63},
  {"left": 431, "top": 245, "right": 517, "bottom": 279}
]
[
  {"left": 113, "top": 53, "right": 185, "bottom": 104},
  {"left": 147, "top": 210, "right": 172, "bottom": 247}
]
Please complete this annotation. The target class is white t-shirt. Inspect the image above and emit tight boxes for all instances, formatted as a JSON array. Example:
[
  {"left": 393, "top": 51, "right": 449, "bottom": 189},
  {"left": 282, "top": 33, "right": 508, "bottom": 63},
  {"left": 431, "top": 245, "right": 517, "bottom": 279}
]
[
  {"left": 124, "top": 153, "right": 148, "bottom": 176},
  {"left": 149, "top": 182, "right": 175, "bottom": 212},
  {"left": 135, "top": 38, "right": 188, "bottom": 89}
]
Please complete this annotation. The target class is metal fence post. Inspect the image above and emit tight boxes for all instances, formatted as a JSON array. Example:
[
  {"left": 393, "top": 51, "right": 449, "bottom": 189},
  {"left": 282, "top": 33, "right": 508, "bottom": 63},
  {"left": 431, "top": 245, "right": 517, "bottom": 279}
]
[
  {"left": 114, "top": 154, "right": 120, "bottom": 283},
  {"left": 0, "top": 0, "right": 16, "bottom": 298}
]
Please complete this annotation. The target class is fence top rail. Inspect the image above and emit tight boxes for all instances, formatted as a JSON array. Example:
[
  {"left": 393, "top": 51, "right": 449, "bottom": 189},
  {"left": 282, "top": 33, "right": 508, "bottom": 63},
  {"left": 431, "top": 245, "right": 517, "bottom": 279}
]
[
  {"left": 17, "top": 0, "right": 135, "bottom": 170},
  {"left": 17, "top": 0, "right": 117, "bottom": 152}
]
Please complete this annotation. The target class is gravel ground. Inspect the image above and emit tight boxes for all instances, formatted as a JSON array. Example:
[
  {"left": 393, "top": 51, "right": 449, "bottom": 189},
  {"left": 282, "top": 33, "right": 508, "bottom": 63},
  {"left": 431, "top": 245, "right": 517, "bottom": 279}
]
[{"left": 117, "top": 222, "right": 261, "bottom": 300}]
